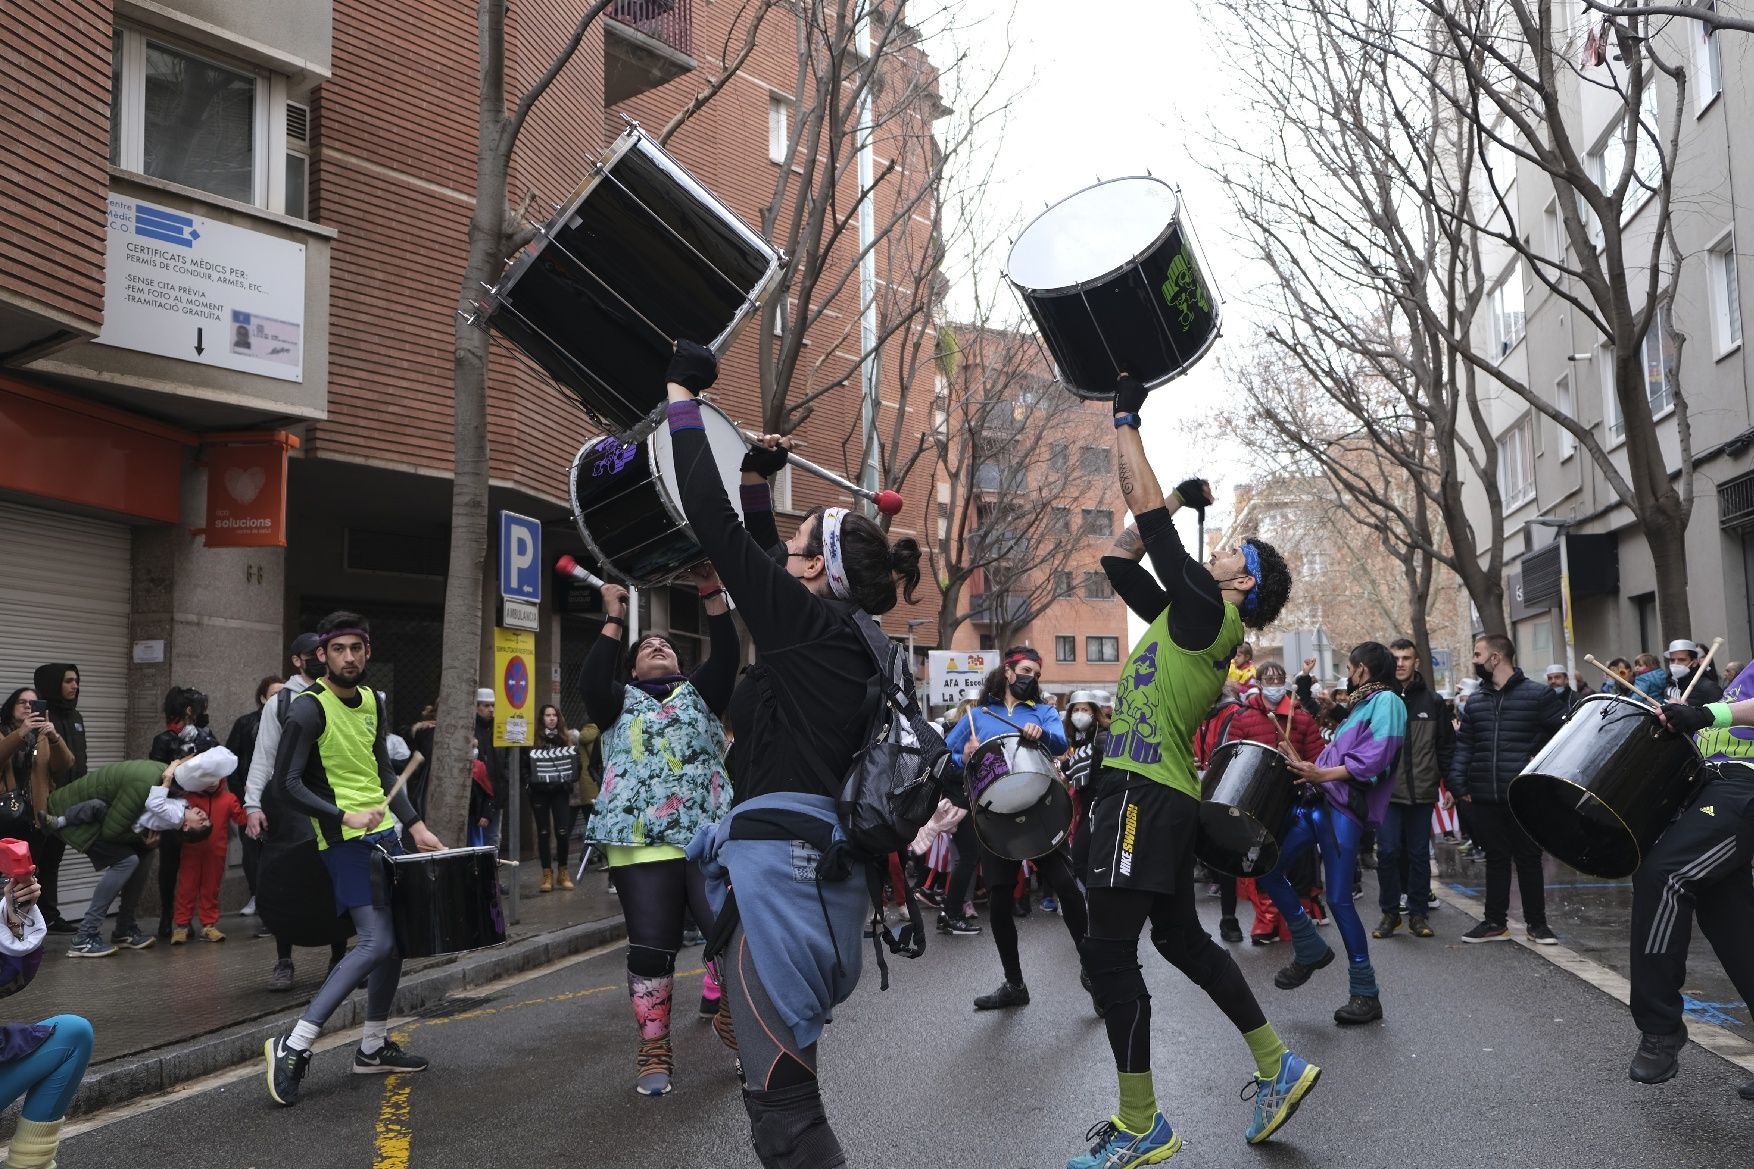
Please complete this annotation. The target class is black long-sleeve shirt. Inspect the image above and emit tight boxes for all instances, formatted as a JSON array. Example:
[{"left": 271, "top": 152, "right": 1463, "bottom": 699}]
[
  {"left": 581, "top": 610, "right": 740, "bottom": 729},
  {"left": 271, "top": 687, "right": 419, "bottom": 847},
  {"left": 666, "top": 400, "right": 874, "bottom": 802},
  {"left": 1101, "top": 507, "right": 1224, "bottom": 652}
]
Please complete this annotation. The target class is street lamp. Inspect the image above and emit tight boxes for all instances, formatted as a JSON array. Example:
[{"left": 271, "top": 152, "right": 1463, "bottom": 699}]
[{"left": 1528, "top": 516, "right": 1576, "bottom": 682}]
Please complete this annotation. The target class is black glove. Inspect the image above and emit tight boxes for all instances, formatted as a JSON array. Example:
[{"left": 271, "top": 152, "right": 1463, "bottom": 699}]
[
  {"left": 740, "top": 442, "right": 790, "bottom": 478},
  {"left": 666, "top": 340, "right": 719, "bottom": 395},
  {"left": 1114, "top": 373, "right": 1148, "bottom": 418},
  {"left": 1661, "top": 702, "right": 1714, "bottom": 736},
  {"left": 1173, "top": 477, "right": 1211, "bottom": 515}
]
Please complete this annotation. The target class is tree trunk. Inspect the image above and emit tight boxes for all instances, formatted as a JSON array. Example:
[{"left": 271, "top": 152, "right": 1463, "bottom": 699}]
[{"left": 1645, "top": 511, "right": 1694, "bottom": 644}]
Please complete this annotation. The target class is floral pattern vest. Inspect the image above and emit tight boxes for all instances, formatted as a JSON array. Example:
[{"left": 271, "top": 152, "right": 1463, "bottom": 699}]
[{"left": 588, "top": 681, "right": 729, "bottom": 848}]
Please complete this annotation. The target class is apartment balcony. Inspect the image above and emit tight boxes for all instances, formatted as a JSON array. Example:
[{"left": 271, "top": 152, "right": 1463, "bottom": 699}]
[
  {"left": 974, "top": 461, "right": 1027, "bottom": 495},
  {"left": 606, "top": 0, "right": 698, "bottom": 106},
  {"left": 971, "top": 591, "right": 1028, "bottom": 628}
]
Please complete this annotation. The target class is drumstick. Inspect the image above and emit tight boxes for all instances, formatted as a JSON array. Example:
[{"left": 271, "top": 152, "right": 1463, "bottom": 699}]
[
  {"left": 1270, "top": 712, "right": 1303, "bottom": 765},
  {"left": 1585, "top": 654, "right": 1661, "bottom": 710},
  {"left": 1681, "top": 637, "right": 1726, "bottom": 704}
]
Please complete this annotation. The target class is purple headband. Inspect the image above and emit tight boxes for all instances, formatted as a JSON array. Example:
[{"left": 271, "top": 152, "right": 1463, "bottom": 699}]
[{"left": 318, "top": 627, "right": 371, "bottom": 647}]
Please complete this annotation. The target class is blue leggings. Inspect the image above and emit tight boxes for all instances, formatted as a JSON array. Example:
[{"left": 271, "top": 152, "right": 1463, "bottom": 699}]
[
  {"left": 0, "top": 1015, "right": 93, "bottom": 1122},
  {"left": 1259, "top": 803, "right": 1378, "bottom": 995}
]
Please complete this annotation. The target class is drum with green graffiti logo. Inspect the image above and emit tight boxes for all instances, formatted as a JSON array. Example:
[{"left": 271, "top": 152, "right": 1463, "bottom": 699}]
[{"left": 1006, "top": 177, "right": 1221, "bottom": 399}]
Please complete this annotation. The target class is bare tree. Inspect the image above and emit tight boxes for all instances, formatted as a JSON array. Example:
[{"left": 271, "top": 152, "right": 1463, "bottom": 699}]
[{"left": 1579, "top": 0, "right": 1754, "bottom": 37}]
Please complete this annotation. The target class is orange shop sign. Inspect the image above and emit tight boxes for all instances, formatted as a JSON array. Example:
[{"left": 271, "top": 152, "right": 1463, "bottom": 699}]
[{"left": 200, "top": 432, "right": 297, "bottom": 547}]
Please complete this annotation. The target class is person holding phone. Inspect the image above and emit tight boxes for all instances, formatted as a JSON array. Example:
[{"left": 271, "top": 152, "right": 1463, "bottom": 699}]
[
  {"left": 0, "top": 691, "right": 75, "bottom": 933},
  {"left": 0, "top": 850, "right": 94, "bottom": 1169}
]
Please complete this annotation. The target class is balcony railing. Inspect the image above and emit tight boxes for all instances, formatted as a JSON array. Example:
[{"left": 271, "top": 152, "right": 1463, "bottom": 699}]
[{"left": 609, "top": 0, "right": 693, "bottom": 57}]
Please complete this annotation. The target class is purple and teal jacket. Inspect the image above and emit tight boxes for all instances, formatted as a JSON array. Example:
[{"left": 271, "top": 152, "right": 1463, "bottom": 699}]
[{"left": 1313, "top": 689, "right": 1408, "bottom": 828}]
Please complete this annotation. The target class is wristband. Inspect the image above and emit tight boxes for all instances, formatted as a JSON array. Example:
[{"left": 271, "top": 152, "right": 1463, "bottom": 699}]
[
  {"left": 1113, "top": 412, "right": 1141, "bottom": 430},
  {"left": 602, "top": 614, "right": 625, "bottom": 626},
  {"left": 1710, "top": 702, "right": 1734, "bottom": 729},
  {"left": 697, "top": 585, "right": 725, "bottom": 599}
]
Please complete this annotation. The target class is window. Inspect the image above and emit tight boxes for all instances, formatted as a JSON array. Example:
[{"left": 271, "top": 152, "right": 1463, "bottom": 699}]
[
  {"left": 1592, "top": 89, "right": 1663, "bottom": 224},
  {"left": 1079, "top": 446, "right": 1110, "bottom": 475},
  {"left": 284, "top": 101, "right": 309, "bottom": 220},
  {"left": 1543, "top": 199, "right": 1567, "bottom": 264},
  {"left": 1482, "top": 124, "right": 1515, "bottom": 191},
  {"left": 768, "top": 94, "right": 790, "bottom": 164},
  {"left": 1048, "top": 443, "right": 1068, "bottom": 471},
  {"left": 1489, "top": 263, "right": 1526, "bottom": 357},
  {"left": 1555, "top": 372, "right": 1577, "bottom": 458},
  {"left": 1086, "top": 636, "right": 1120, "bottom": 663},
  {"left": 1081, "top": 508, "right": 1114, "bottom": 536},
  {"left": 1083, "top": 572, "right": 1114, "bottom": 600},
  {"left": 1049, "top": 506, "right": 1071, "bottom": 534},
  {"left": 1642, "top": 303, "right": 1677, "bottom": 418},
  {"left": 979, "top": 634, "right": 996, "bottom": 651},
  {"left": 1695, "top": 6, "right": 1724, "bottom": 110},
  {"left": 1054, "top": 570, "right": 1074, "bottom": 596},
  {"left": 1497, "top": 415, "right": 1535, "bottom": 508},
  {"left": 1055, "top": 635, "right": 1076, "bottom": 663},
  {"left": 1709, "top": 233, "right": 1743, "bottom": 354}
]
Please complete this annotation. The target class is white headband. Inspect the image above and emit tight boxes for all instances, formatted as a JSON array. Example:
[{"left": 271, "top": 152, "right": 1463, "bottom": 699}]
[{"left": 821, "top": 507, "right": 852, "bottom": 601}]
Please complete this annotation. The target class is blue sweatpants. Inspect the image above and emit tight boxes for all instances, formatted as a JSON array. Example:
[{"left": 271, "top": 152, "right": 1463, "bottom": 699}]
[
  {"left": 0, "top": 1015, "right": 93, "bottom": 1121},
  {"left": 1258, "top": 803, "right": 1380, "bottom": 997}
]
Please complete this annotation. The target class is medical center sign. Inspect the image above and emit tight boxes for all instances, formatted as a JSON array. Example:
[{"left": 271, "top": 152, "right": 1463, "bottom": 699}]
[{"left": 97, "top": 197, "right": 305, "bottom": 382}]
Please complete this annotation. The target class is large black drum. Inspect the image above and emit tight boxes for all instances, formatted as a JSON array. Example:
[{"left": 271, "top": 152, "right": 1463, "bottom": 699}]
[
  {"left": 487, "top": 125, "right": 783, "bottom": 433},
  {"left": 1508, "top": 693, "right": 1703, "bottom": 879},
  {"left": 1196, "top": 740, "right": 1296, "bottom": 878},
  {"left": 382, "top": 847, "right": 507, "bottom": 959},
  {"left": 967, "top": 734, "right": 1074, "bottom": 863},
  {"left": 1006, "top": 177, "right": 1221, "bottom": 400},
  {"left": 568, "top": 397, "right": 747, "bottom": 585}
]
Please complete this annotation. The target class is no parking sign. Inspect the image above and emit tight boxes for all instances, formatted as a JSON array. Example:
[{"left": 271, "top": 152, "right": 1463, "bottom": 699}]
[{"left": 493, "top": 626, "right": 535, "bottom": 747}]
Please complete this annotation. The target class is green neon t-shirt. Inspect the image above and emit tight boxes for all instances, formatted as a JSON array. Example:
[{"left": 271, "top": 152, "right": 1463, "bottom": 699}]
[{"left": 1104, "top": 599, "right": 1245, "bottom": 798}]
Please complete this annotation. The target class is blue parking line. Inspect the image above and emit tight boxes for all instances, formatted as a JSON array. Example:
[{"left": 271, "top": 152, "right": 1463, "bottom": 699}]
[{"left": 1682, "top": 997, "right": 1748, "bottom": 1027}]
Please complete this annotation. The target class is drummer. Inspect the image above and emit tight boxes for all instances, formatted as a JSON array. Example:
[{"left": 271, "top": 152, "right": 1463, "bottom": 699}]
[
  {"left": 262, "top": 611, "right": 446, "bottom": 1107},
  {"left": 1625, "top": 674, "right": 1754, "bottom": 1100},
  {"left": 1072, "top": 373, "right": 1309, "bottom": 1169},
  {"left": 942, "top": 649, "right": 1087, "bottom": 1013},
  {"left": 1255, "top": 642, "right": 1407, "bottom": 1027}
]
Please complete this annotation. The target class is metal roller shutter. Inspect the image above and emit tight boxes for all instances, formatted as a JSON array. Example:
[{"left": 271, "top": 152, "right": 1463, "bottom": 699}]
[{"left": 0, "top": 500, "right": 134, "bottom": 917}]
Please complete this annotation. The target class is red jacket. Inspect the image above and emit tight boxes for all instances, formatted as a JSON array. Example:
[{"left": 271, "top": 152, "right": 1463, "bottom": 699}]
[
  {"left": 184, "top": 786, "right": 245, "bottom": 855},
  {"left": 1219, "top": 692, "right": 1326, "bottom": 764}
]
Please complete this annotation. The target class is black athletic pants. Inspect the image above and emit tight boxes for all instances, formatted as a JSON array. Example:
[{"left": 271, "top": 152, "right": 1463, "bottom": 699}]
[
  {"left": 980, "top": 845, "right": 1087, "bottom": 986},
  {"left": 1629, "top": 770, "right": 1754, "bottom": 1036},
  {"left": 156, "top": 837, "right": 182, "bottom": 934},
  {"left": 1465, "top": 800, "right": 1548, "bottom": 929},
  {"left": 945, "top": 816, "right": 980, "bottom": 914},
  {"left": 527, "top": 786, "right": 572, "bottom": 870}
]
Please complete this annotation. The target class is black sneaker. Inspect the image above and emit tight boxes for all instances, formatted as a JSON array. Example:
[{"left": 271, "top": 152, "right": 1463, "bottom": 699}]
[
  {"left": 1738, "top": 1080, "right": 1753, "bottom": 1101},
  {"left": 1629, "top": 1028, "right": 1687, "bottom": 1084},
  {"left": 1334, "top": 994, "right": 1383, "bottom": 1026},
  {"left": 913, "top": 885, "right": 944, "bottom": 910},
  {"left": 354, "top": 1039, "right": 429, "bottom": 1075},
  {"left": 1461, "top": 921, "right": 1511, "bottom": 944},
  {"left": 264, "top": 1035, "right": 311, "bottom": 1105},
  {"left": 698, "top": 993, "right": 720, "bottom": 1019},
  {"left": 110, "top": 929, "right": 155, "bottom": 950},
  {"left": 44, "top": 918, "right": 79, "bottom": 936},
  {"left": 268, "top": 959, "right": 295, "bottom": 992},
  {"left": 1273, "top": 948, "right": 1336, "bottom": 990},
  {"left": 973, "top": 981, "right": 1030, "bottom": 1010},
  {"left": 1250, "top": 933, "right": 1279, "bottom": 946},
  {"left": 1219, "top": 917, "right": 1244, "bottom": 944},
  {"left": 1372, "top": 912, "right": 1401, "bottom": 939},
  {"left": 1527, "top": 924, "right": 1559, "bottom": 946},
  {"left": 938, "top": 913, "right": 981, "bottom": 936},
  {"left": 1408, "top": 915, "right": 1434, "bottom": 938}
]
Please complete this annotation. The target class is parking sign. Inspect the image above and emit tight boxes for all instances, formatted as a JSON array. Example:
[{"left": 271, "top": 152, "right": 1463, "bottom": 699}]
[{"left": 500, "top": 511, "right": 542, "bottom": 603}]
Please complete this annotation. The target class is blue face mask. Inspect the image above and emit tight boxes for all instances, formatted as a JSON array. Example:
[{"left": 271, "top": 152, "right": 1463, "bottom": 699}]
[{"left": 1261, "top": 686, "right": 1287, "bottom": 705}]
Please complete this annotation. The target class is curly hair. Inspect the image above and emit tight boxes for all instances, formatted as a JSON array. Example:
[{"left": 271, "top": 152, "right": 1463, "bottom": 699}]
[
  {"left": 799, "top": 507, "right": 922, "bottom": 615},
  {"left": 1240, "top": 537, "right": 1291, "bottom": 630}
]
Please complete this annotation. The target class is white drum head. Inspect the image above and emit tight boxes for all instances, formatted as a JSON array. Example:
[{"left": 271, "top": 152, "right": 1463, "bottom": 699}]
[
  {"left": 1007, "top": 177, "right": 1180, "bottom": 293},
  {"left": 650, "top": 399, "right": 747, "bottom": 527}
]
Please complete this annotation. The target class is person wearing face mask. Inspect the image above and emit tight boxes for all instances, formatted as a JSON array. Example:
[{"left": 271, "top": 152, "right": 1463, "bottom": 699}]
[
  {"left": 1373, "top": 640, "right": 1454, "bottom": 940},
  {"left": 1257, "top": 643, "right": 1407, "bottom": 1025},
  {"left": 1061, "top": 691, "right": 1108, "bottom": 883},
  {"left": 1450, "top": 633, "right": 1565, "bottom": 945},
  {"left": 582, "top": 567, "right": 737, "bottom": 1098},
  {"left": 942, "top": 649, "right": 1083, "bottom": 1013},
  {"left": 1664, "top": 640, "right": 1723, "bottom": 704},
  {"left": 147, "top": 687, "right": 219, "bottom": 940},
  {"left": 1543, "top": 665, "right": 1585, "bottom": 716}
]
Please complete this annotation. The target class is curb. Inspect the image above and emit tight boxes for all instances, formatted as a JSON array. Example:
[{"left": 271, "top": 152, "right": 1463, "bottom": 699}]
[{"left": 68, "top": 914, "right": 628, "bottom": 1118}]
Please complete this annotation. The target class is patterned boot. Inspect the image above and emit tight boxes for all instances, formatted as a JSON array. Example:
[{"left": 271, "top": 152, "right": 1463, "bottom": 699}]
[{"left": 629, "top": 971, "right": 675, "bottom": 1096}]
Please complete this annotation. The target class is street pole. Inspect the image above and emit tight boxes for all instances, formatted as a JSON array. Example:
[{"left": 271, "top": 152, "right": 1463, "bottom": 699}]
[
  {"left": 1558, "top": 533, "right": 1576, "bottom": 683},
  {"left": 508, "top": 746, "right": 521, "bottom": 924}
]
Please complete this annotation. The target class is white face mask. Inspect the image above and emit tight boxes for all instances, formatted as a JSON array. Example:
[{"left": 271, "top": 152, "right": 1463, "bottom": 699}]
[
  {"left": 1261, "top": 686, "right": 1287, "bottom": 704},
  {"left": 1071, "top": 711, "right": 1093, "bottom": 731},
  {"left": 1670, "top": 662, "right": 1692, "bottom": 680}
]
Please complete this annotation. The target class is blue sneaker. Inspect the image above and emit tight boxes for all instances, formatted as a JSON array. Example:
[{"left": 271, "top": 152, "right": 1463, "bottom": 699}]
[
  {"left": 1040, "top": 895, "right": 1059, "bottom": 913},
  {"left": 1245, "top": 1050, "right": 1321, "bottom": 1144},
  {"left": 1068, "top": 1113, "right": 1182, "bottom": 1168}
]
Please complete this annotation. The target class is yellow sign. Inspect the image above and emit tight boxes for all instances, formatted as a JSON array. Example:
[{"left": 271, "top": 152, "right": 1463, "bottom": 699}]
[{"left": 492, "top": 627, "right": 536, "bottom": 747}]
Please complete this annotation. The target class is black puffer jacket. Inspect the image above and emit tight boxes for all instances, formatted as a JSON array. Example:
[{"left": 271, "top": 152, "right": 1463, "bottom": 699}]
[{"left": 1450, "top": 668, "right": 1565, "bottom": 804}]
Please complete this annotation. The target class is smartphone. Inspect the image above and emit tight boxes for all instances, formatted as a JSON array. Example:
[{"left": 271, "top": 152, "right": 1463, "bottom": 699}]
[{"left": 27, "top": 700, "right": 46, "bottom": 716}]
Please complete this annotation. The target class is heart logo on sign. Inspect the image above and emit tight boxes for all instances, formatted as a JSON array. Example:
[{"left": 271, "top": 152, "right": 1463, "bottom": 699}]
[{"left": 225, "top": 465, "right": 266, "bottom": 504}]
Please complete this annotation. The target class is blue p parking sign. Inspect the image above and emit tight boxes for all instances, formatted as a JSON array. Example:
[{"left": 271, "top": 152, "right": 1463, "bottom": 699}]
[{"left": 499, "top": 511, "right": 542, "bottom": 603}]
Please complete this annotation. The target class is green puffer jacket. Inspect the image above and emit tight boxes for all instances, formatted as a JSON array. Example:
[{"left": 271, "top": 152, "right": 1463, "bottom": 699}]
[{"left": 46, "top": 760, "right": 163, "bottom": 852}]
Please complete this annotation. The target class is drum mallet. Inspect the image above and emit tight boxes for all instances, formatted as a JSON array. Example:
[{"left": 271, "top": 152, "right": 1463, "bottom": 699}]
[
  {"left": 1585, "top": 654, "right": 1662, "bottom": 711},
  {"left": 1681, "top": 637, "right": 1726, "bottom": 704},
  {"left": 738, "top": 429, "right": 904, "bottom": 516}
]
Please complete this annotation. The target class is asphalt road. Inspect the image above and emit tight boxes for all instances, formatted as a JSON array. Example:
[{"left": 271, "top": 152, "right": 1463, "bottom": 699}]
[{"left": 55, "top": 890, "right": 1754, "bottom": 1169}]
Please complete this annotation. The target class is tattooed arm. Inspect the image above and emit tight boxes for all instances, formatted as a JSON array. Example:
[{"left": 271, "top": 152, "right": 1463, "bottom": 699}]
[
  {"left": 1112, "top": 524, "right": 1146, "bottom": 562},
  {"left": 1114, "top": 424, "right": 1163, "bottom": 519}
]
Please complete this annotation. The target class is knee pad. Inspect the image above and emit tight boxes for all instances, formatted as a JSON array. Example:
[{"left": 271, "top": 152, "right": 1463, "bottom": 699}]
[
  {"left": 743, "top": 1082, "right": 846, "bottom": 1169},
  {"left": 627, "top": 943, "right": 678, "bottom": 978},
  {"left": 1079, "top": 936, "right": 1147, "bottom": 1011}
]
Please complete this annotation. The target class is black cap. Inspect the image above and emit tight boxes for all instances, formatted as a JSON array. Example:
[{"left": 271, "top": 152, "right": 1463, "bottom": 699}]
[{"left": 289, "top": 633, "right": 321, "bottom": 657}]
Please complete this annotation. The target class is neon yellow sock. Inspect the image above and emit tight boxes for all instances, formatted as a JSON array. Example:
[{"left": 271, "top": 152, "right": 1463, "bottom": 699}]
[
  {"left": 1245, "top": 1023, "right": 1288, "bottom": 1080},
  {"left": 1117, "top": 1071, "right": 1157, "bottom": 1134}
]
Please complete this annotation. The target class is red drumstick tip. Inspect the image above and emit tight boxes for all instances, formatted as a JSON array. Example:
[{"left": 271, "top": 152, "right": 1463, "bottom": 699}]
[
  {"left": 874, "top": 490, "right": 904, "bottom": 516},
  {"left": 555, "top": 554, "right": 579, "bottom": 575}
]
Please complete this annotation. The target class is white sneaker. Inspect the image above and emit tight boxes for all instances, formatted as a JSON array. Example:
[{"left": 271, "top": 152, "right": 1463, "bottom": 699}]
[{"left": 241, "top": 897, "right": 257, "bottom": 917}]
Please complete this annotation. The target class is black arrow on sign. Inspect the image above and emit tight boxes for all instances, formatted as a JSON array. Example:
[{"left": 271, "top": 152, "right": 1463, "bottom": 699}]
[{"left": 194, "top": 327, "right": 204, "bottom": 356}]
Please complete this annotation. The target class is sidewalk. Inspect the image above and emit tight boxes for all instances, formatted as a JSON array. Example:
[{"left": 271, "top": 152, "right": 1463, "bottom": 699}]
[{"left": 22, "top": 867, "right": 627, "bottom": 1117}]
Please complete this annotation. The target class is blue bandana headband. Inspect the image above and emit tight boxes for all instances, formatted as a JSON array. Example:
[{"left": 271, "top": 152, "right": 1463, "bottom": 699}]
[{"left": 1239, "top": 543, "right": 1263, "bottom": 618}]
